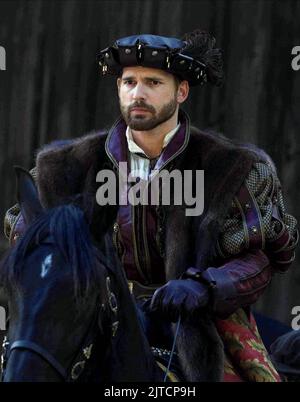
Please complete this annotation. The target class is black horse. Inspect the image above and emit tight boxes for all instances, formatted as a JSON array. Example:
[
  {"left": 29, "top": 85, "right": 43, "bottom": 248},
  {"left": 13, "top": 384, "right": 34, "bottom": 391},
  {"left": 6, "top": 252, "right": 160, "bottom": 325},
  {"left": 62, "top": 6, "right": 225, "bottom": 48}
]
[{"left": 0, "top": 168, "right": 163, "bottom": 382}]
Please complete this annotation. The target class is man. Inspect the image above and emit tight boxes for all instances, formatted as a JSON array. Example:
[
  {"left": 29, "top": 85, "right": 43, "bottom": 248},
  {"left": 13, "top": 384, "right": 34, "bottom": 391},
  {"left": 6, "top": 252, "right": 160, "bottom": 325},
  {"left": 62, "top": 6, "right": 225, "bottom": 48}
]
[{"left": 4, "top": 30, "right": 298, "bottom": 381}]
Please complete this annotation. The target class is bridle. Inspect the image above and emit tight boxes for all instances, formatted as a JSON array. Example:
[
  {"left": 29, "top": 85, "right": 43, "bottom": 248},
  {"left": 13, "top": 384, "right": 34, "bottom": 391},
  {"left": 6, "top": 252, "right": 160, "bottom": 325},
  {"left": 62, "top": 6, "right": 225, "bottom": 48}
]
[
  {"left": 2, "top": 304, "right": 100, "bottom": 381},
  {"left": 1, "top": 276, "right": 119, "bottom": 382}
]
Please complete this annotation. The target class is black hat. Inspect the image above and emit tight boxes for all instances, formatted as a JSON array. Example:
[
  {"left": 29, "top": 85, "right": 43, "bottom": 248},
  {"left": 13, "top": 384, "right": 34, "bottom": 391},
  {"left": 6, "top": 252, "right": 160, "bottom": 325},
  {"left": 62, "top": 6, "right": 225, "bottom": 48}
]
[
  {"left": 270, "top": 330, "right": 300, "bottom": 376},
  {"left": 97, "top": 30, "right": 224, "bottom": 87}
]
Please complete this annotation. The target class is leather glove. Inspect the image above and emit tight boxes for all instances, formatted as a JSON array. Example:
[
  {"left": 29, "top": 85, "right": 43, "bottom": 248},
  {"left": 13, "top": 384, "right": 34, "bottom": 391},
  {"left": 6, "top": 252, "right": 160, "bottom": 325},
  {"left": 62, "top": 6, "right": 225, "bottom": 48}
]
[{"left": 149, "top": 278, "right": 210, "bottom": 322}]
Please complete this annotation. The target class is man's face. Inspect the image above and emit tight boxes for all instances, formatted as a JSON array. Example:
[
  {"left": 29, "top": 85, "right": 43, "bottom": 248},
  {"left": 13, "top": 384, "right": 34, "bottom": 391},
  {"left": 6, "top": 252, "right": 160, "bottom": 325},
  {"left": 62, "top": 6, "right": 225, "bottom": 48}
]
[{"left": 117, "top": 66, "right": 188, "bottom": 131}]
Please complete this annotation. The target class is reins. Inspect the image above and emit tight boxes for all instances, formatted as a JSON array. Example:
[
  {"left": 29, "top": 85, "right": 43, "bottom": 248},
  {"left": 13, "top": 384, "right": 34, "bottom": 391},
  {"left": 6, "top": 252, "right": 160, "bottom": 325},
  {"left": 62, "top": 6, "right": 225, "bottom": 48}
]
[{"left": 163, "top": 315, "right": 181, "bottom": 382}]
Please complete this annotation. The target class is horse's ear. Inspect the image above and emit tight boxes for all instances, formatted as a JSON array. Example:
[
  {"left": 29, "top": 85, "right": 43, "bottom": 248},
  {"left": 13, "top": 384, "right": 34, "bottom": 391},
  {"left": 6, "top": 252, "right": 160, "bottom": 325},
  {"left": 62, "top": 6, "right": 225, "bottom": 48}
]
[{"left": 14, "top": 166, "right": 44, "bottom": 225}]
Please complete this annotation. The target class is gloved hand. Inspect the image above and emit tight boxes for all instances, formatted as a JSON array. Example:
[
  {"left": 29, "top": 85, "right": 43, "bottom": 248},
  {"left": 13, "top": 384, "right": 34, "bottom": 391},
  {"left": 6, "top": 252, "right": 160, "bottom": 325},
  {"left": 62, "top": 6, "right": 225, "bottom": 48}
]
[{"left": 149, "top": 278, "right": 210, "bottom": 322}]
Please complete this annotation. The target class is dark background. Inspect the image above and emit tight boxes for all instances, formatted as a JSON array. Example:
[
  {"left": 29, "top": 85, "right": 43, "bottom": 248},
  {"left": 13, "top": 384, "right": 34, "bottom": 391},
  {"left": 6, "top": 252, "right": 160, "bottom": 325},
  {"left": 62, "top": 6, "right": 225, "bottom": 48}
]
[{"left": 0, "top": 0, "right": 299, "bottom": 325}]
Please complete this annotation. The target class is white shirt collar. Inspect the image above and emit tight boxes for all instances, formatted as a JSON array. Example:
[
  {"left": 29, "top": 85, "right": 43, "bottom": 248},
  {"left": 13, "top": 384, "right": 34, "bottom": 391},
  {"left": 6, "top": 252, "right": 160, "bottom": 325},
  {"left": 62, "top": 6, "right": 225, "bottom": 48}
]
[{"left": 126, "top": 123, "right": 181, "bottom": 157}]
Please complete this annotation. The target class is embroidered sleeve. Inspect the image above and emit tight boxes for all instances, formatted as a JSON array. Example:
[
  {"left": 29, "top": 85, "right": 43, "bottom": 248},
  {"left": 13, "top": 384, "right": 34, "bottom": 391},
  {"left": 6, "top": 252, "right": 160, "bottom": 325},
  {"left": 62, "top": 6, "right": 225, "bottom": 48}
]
[
  {"left": 217, "top": 161, "right": 298, "bottom": 272},
  {"left": 3, "top": 167, "right": 37, "bottom": 240}
]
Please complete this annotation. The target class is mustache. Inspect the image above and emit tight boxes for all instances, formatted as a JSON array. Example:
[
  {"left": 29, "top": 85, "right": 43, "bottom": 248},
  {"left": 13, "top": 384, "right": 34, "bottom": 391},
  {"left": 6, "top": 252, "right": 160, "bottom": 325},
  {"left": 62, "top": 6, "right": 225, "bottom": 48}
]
[{"left": 128, "top": 102, "right": 155, "bottom": 113}]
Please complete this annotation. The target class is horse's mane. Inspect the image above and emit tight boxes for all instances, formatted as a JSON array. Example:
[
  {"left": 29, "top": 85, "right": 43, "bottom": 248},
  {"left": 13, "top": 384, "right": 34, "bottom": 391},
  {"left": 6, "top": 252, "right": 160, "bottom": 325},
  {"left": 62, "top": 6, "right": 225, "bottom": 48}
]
[{"left": 0, "top": 204, "right": 107, "bottom": 303}]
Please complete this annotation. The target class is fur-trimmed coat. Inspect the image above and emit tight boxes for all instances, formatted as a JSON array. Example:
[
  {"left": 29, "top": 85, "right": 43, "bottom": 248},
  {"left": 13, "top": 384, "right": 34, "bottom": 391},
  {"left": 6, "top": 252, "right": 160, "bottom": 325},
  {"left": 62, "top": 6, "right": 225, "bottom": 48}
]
[
  {"left": 36, "top": 121, "right": 259, "bottom": 273},
  {"left": 34, "top": 116, "right": 263, "bottom": 381}
]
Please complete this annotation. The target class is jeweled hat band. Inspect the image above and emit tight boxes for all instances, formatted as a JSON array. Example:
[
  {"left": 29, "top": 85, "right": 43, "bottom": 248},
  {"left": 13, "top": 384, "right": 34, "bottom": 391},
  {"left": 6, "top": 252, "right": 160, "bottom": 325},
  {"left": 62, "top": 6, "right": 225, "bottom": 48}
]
[{"left": 97, "top": 34, "right": 207, "bottom": 86}]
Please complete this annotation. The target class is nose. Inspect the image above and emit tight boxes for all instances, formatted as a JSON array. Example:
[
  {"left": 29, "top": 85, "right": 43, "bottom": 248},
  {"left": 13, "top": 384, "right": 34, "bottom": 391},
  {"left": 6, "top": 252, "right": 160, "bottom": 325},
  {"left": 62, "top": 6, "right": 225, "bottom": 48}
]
[{"left": 131, "top": 82, "right": 146, "bottom": 100}]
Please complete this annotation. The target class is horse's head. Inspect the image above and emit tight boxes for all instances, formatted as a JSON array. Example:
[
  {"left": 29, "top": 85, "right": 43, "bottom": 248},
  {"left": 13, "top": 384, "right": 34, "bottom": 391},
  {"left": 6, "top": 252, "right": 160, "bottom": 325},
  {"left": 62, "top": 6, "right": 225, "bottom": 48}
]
[{"left": 0, "top": 168, "right": 112, "bottom": 381}]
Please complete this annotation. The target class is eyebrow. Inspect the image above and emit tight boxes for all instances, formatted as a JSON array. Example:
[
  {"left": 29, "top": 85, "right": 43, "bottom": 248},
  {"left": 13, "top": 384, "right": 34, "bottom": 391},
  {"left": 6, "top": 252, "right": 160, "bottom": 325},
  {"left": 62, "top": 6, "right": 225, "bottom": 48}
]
[{"left": 121, "top": 76, "right": 165, "bottom": 82}]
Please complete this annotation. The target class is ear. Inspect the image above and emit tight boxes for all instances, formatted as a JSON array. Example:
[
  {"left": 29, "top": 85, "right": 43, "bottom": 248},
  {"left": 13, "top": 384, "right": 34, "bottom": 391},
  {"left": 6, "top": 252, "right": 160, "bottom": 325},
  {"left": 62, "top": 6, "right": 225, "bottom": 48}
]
[
  {"left": 14, "top": 166, "right": 44, "bottom": 225},
  {"left": 177, "top": 80, "right": 189, "bottom": 104},
  {"left": 117, "top": 77, "right": 122, "bottom": 96}
]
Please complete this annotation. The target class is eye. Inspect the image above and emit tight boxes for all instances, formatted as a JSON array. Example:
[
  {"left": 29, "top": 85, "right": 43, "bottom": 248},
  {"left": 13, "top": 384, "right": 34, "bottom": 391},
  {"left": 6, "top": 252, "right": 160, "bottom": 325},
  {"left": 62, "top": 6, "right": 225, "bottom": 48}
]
[
  {"left": 150, "top": 80, "right": 161, "bottom": 86},
  {"left": 123, "top": 79, "right": 135, "bottom": 86}
]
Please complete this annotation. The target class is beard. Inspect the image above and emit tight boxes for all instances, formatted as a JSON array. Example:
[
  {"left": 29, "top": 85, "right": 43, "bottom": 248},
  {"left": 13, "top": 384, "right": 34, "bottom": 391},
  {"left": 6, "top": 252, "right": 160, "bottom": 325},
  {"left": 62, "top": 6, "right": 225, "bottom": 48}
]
[{"left": 120, "top": 97, "right": 178, "bottom": 131}]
